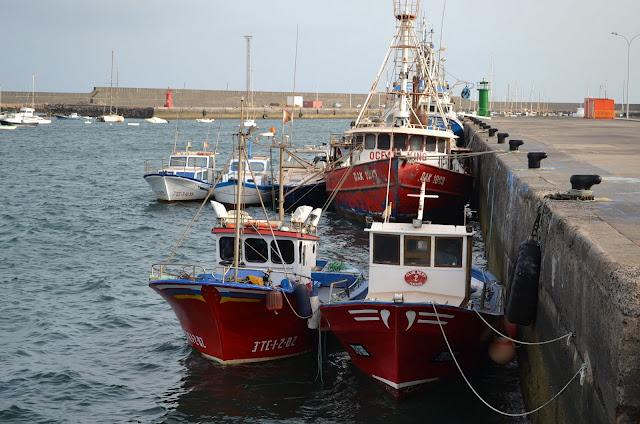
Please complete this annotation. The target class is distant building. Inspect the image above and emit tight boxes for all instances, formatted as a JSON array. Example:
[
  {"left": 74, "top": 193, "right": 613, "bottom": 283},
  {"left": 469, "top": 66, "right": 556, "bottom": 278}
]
[
  {"left": 286, "top": 96, "right": 303, "bottom": 107},
  {"left": 303, "top": 100, "right": 323, "bottom": 108}
]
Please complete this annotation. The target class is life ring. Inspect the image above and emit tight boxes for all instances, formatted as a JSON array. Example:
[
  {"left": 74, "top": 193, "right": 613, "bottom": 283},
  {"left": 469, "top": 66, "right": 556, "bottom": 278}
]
[
  {"left": 262, "top": 113, "right": 268, "bottom": 119},
  {"left": 298, "top": 111, "right": 303, "bottom": 118}
]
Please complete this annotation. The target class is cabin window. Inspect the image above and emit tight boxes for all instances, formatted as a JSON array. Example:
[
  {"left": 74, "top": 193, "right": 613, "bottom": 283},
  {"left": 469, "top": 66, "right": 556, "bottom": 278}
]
[
  {"left": 365, "top": 134, "right": 376, "bottom": 149},
  {"left": 404, "top": 236, "right": 432, "bottom": 267},
  {"left": 299, "top": 242, "right": 303, "bottom": 264},
  {"left": 429, "top": 105, "right": 436, "bottom": 112},
  {"left": 271, "top": 240, "right": 295, "bottom": 264},
  {"left": 201, "top": 171, "right": 208, "bottom": 181},
  {"left": 372, "top": 234, "right": 400, "bottom": 265},
  {"left": 230, "top": 161, "right": 239, "bottom": 171},
  {"left": 245, "top": 238, "right": 268, "bottom": 263},
  {"left": 393, "top": 133, "right": 407, "bottom": 150},
  {"left": 250, "top": 162, "right": 266, "bottom": 172},
  {"left": 194, "top": 157, "right": 208, "bottom": 168},
  {"left": 437, "top": 138, "right": 447, "bottom": 153},
  {"left": 434, "top": 237, "right": 463, "bottom": 268},
  {"left": 354, "top": 134, "right": 364, "bottom": 148},
  {"left": 170, "top": 157, "right": 187, "bottom": 167},
  {"left": 426, "top": 137, "right": 437, "bottom": 152},
  {"left": 409, "top": 135, "right": 423, "bottom": 151},
  {"left": 219, "top": 236, "right": 236, "bottom": 262},
  {"left": 378, "top": 133, "right": 391, "bottom": 150}
]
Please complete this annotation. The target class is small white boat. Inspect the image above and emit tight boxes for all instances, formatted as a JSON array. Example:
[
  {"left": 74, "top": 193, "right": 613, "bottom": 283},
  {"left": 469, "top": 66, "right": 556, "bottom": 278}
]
[
  {"left": 144, "top": 148, "right": 218, "bottom": 201},
  {"left": 55, "top": 112, "right": 81, "bottom": 120},
  {"left": 242, "top": 118, "right": 257, "bottom": 128},
  {"left": 1, "top": 107, "right": 41, "bottom": 126},
  {"left": 97, "top": 114, "right": 125, "bottom": 123},
  {"left": 145, "top": 116, "right": 168, "bottom": 124},
  {"left": 213, "top": 156, "right": 273, "bottom": 205},
  {"left": 0, "top": 124, "right": 17, "bottom": 130},
  {"left": 127, "top": 122, "right": 140, "bottom": 126},
  {"left": 195, "top": 118, "right": 215, "bottom": 123}
]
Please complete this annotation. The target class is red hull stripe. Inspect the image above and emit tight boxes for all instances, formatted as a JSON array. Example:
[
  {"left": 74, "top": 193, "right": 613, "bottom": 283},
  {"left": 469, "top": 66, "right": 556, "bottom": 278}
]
[{"left": 212, "top": 227, "right": 319, "bottom": 241}]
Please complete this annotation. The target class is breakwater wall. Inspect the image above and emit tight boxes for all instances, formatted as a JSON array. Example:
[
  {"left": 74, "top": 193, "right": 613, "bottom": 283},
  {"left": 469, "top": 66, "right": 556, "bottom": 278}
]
[{"left": 466, "top": 118, "right": 640, "bottom": 423}]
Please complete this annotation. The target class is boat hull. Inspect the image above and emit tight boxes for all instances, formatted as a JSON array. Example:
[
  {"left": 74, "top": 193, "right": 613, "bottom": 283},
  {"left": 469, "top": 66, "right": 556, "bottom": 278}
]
[
  {"left": 97, "top": 114, "right": 125, "bottom": 123},
  {"left": 150, "top": 281, "right": 313, "bottom": 363},
  {"left": 144, "top": 174, "right": 213, "bottom": 201},
  {"left": 325, "top": 158, "right": 472, "bottom": 223},
  {"left": 275, "top": 181, "right": 327, "bottom": 209},
  {"left": 320, "top": 302, "right": 492, "bottom": 396},
  {"left": 213, "top": 181, "right": 272, "bottom": 206},
  {"left": 0, "top": 118, "right": 38, "bottom": 126}
]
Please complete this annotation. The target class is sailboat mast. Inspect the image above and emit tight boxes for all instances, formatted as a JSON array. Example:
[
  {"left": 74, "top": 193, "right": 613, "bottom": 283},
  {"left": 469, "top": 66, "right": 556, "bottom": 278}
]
[
  {"left": 109, "top": 50, "right": 114, "bottom": 115},
  {"left": 233, "top": 99, "right": 246, "bottom": 282},
  {"left": 244, "top": 35, "right": 252, "bottom": 108},
  {"left": 32, "top": 74, "right": 35, "bottom": 109}
]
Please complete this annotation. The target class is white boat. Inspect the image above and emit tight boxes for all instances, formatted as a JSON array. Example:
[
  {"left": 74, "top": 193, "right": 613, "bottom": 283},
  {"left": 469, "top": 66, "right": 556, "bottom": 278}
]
[
  {"left": 145, "top": 116, "right": 168, "bottom": 124},
  {"left": 242, "top": 118, "right": 257, "bottom": 128},
  {"left": 0, "top": 124, "right": 16, "bottom": 130},
  {"left": 144, "top": 148, "right": 218, "bottom": 201},
  {"left": 213, "top": 156, "right": 273, "bottom": 205},
  {"left": 195, "top": 118, "right": 215, "bottom": 123},
  {"left": 1, "top": 107, "right": 40, "bottom": 126},
  {"left": 55, "top": 112, "right": 81, "bottom": 120},
  {"left": 127, "top": 122, "right": 140, "bottom": 126},
  {"left": 97, "top": 50, "right": 125, "bottom": 123}
]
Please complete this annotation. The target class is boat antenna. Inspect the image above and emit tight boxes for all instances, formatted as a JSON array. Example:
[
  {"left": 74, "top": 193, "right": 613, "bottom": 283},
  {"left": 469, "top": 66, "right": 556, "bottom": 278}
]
[
  {"left": 233, "top": 98, "right": 246, "bottom": 283},
  {"left": 437, "top": 0, "right": 447, "bottom": 65},
  {"left": 408, "top": 178, "right": 439, "bottom": 225},
  {"left": 290, "top": 24, "right": 299, "bottom": 145}
]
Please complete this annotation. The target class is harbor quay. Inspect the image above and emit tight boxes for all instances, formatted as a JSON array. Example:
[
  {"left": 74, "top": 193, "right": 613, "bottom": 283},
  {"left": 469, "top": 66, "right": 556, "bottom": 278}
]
[
  {"left": 3, "top": 86, "right": 639, "bottom": 120},
  {"left": 466, "top": 117, "right": 640, "bottom": 423}
]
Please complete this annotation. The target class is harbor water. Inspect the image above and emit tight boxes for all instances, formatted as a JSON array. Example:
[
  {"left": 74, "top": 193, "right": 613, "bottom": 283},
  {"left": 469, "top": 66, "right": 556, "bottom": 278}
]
[{"left": 0, "top": 119, "right": 525, "bottom": 423}]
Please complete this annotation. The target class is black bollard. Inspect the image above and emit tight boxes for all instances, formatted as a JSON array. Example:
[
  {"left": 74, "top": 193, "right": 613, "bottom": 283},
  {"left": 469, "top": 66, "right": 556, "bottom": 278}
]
[
  {"left": 497, "top": 132, "right": 509, "bottom": 144},
  {"left": 489, "top": 128, "right": 498, "bottom": 137},
  {"left": 570, "top": 175, "right": 602, "bottom": 190},
  {"left": 527, "top": 152, "right": 547, "bottom": 168},
  {"left": 509, "top": 139, "right": 524, "bottom": 151}
]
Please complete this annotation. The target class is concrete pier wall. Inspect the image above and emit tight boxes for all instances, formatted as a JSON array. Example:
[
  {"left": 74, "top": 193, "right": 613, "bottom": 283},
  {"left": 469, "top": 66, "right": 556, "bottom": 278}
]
[{"left": 466, "top": 119, "right": 640, "bottom": 423}]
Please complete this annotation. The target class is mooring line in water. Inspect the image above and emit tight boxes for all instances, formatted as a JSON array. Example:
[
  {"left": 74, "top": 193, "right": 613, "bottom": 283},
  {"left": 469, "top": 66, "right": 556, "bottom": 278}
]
[
  {"left": 473, "top": 309, "right": 573, "bottom": 346},
  {"left": 433, "top": 304, "right": 586, "bottom": 418}
]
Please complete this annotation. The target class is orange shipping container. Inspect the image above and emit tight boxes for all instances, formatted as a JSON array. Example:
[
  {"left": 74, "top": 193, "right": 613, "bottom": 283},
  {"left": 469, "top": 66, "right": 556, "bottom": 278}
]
[{"left": 584, "top": 98, "right": 615, "bottom": 120}]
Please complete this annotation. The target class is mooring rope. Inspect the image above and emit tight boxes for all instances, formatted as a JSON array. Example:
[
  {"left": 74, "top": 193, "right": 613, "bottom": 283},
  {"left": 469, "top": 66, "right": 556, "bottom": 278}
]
[
  {"left": 432, "top": 304, "right": 586, "bottom": 418},
  {"left": 473, "top": 309, "right": 572, "bottom": 346}
]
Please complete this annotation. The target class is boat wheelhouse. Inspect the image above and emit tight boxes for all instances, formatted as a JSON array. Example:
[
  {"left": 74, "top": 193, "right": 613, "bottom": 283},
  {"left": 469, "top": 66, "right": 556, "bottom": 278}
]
[
  {"left": 144, "top": 150, "right": 218, "bottom": 201},
  {"left": 213, "top": 156, "right": 274, "bottom": 206}
]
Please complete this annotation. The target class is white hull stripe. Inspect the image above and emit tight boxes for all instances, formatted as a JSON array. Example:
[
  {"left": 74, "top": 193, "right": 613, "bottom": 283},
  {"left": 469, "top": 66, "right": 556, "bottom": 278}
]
[
  {"left": 417, "top": 319, "right": 447, "bottom": 325},
  {"left": 354, "top": 317, "right": 380, "bottom": 321},
  {"left": 349, "top": 309, "right": 378, "bottom": 314},
  {"left": 372, "top": 374, "right": 439, "bottom": 389},
  {"left": 419, "top": 312, "right": 454, "bottom": 319}
]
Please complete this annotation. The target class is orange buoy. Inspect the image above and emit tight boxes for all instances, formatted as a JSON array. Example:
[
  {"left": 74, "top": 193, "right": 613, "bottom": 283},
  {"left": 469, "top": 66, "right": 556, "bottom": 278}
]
[
  {"left": 269, "top": 126, "right": 276, "bottom": 134},
  {"left": 488, "top": 336, "right": 516, "bottom": 365},
  {"left": 266, "top": 290, "right": 283, "bottom": 312}
]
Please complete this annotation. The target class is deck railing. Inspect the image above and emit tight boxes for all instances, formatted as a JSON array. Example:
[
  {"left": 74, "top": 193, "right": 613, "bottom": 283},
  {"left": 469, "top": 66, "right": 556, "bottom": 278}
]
[{"left": 150, "top": 263, "right": 207, "bottom": 281}]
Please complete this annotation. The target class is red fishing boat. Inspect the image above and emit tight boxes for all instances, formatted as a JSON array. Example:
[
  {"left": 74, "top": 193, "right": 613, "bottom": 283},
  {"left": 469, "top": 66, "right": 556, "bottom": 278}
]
[
  {"left": 325, "top": 0, "right": 472, "bottom": 223},
  {"left": 150, "top": 116, "right": 367, "bottom": 364},
  {"left": 320, "top": 181, "right": 504, "bottom": 396}
]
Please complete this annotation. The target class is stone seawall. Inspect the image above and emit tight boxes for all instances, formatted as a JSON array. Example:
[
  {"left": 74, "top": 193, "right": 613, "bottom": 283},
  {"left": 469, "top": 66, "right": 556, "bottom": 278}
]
[{"left": 466, "top": 118, "right": 640, "bottom": 423}]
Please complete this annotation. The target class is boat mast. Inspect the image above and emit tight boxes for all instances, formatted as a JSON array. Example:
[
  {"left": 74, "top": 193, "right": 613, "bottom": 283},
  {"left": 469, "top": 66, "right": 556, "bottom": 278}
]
[
  {"left": 233, "top": 99, "right": 246, "bottom": 282},
  {"left": 32, "top": 74, "right": 35, "bottom": 109},
  {"left": 244, "top": 35, "right": 252, "bottom": 110},
  {"left": 278, "top": 138, "right": 285, "bottom": 223},
  {"left": 109, "top": 50, "right": 114, "bottom": 115},
  {"left": 394, "top": 2, "right": 414, "bottom": 127}
]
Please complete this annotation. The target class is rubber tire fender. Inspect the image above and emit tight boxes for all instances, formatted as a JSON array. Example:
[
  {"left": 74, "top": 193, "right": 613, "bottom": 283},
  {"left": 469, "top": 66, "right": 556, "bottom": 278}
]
[
  {"left": 506, "top": 239, "right": 541, "bottom": 326},
  {"left": 293, "top": 284, "right": 312, "bottom": 318}
]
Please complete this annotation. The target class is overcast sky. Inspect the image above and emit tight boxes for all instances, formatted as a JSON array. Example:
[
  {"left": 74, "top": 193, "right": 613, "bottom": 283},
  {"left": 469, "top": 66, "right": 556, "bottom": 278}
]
[{"left": 2, "top": 0, "right": 639, "bottom": 102}]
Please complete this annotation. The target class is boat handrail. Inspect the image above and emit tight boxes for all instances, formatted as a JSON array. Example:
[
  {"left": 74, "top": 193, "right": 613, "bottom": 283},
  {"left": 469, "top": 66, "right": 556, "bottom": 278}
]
[
  {"left": 143, "top": 159, "right": 216, "bottom": 175},
  {"left": 150, "top": 263, "right": 207, "bottom": 281}
]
